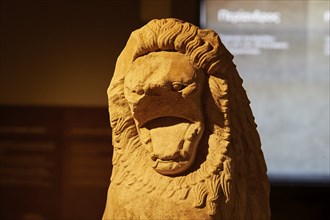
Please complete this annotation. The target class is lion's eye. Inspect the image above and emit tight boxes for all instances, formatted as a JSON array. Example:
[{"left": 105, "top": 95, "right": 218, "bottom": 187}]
[{"left": 172, "top": 82, "right": 187, "bottom": 92}]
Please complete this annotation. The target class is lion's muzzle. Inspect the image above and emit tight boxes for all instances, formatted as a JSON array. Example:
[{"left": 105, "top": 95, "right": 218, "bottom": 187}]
[{"left": 123, "top": 51, "right": 206, "bottom": 175}]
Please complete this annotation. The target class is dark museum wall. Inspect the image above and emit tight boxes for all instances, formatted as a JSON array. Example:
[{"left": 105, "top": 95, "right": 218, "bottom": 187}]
[
  {"left": 0, "top": 0, "right": 199, "bottom": 106},
  {"left": 0, "top": 0, "right": 329, "bottom": 220}
]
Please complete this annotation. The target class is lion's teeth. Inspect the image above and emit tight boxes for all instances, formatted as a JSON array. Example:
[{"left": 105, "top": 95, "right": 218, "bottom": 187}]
[
  {"left": 145, "top": 142, "right": 153, "bottom": 154},
  {"left": 181, "top": 140, "right": 192, "bottom": 155},
  {"left": 151, "top": 160, "right": 158, "bottom": 168},
  {"left": 140, "top": 127, "right": 151, "bottom": 142},
  {"left": 184, "top": 123, "right": 198, "bottom": 141},
  {"left": 180, "top": 149, "right": 188, "bottom": 158},
  {"left": 140, "top": 127, "right": 153, "bottom": 152}
]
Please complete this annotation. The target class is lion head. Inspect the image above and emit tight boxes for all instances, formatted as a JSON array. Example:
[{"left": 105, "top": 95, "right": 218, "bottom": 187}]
[
  {"left": 124, "top": 51, "right": 205, "bottom": 175},
  {"left": 105, "top": 18, "right": 270, "bottom": 219}
]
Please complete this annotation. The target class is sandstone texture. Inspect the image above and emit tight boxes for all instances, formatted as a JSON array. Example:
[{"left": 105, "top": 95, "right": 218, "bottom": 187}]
[{"left": 103, "top": 18, "right": 270, "bottom": 220}]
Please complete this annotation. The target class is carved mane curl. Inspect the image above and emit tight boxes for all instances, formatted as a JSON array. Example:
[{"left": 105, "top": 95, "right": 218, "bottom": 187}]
[{"left": 107, "top": 18, "right": 270, "bottom": 219}]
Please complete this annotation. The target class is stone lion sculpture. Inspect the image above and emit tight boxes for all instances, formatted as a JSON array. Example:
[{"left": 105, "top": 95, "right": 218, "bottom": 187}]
[{"left": 103, "top": 18, "right": 270, "bottom": 220}]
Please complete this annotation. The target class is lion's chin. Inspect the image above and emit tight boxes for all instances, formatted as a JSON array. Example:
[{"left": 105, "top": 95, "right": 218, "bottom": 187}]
[
  {"left": 151, "top": 159, "right": 191, "bottom": 175},
  {"left": 138, "top": 116, "right": 204, "bottom": 176}
]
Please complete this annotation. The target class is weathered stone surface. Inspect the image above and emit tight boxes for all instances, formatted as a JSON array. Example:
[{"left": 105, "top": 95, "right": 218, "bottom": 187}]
[{"left": 103, "top": 18, "right": 270, "bottom": 220}]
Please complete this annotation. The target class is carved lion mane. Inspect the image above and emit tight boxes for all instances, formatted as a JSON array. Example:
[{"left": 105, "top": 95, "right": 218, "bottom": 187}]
[{"left": 104, "top": 18, "right": 270, "bottom": 219}]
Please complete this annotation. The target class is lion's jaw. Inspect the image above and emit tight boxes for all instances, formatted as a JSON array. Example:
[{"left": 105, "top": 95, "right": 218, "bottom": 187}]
[
  {"left": 140, "top": 118, "right": 204, "bottom": 175},
  {"left": 124, "top": 51, "right": 205, "bottom": 175}
]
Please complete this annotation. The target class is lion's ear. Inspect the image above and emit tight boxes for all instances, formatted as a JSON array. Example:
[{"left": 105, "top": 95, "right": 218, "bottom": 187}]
[
  {"left": 107, "top": 34, "right": 141, "bottom": 128},
  {"left": 204, "top": 75, "right": 229, "bottom": 134},
  {"left": 109, "top": 36, "right": 137, "bottom": 87}
]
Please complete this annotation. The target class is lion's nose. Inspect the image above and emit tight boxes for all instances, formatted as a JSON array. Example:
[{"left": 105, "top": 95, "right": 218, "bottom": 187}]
[
  {"left": 143, "top": 84, "right": 167, "bottom": 96},
  {"left": 135, "top": 88, "right": 144, "bottom": 95},
  {"left": 132, "top": 84, "right": 162, "bottom": 96}
]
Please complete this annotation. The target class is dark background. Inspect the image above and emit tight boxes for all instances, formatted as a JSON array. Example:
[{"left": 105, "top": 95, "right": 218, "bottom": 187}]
[{"left": 0, "top": 0, "right": 329, "bottom": 219}]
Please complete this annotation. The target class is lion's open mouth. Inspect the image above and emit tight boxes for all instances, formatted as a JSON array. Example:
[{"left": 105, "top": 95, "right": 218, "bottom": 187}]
[{"left": 138, "top": 116, "right": 202, "bottom": 175}]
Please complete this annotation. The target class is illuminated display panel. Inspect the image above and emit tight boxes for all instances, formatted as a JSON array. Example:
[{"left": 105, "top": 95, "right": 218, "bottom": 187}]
[{"left": 201, "top": 0, "right": 329, "bottom": 181}]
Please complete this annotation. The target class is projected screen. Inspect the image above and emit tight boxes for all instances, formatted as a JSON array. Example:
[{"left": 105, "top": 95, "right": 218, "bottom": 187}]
[{"left": 201, "top": 0, "right": 329, "bottom": 181}]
